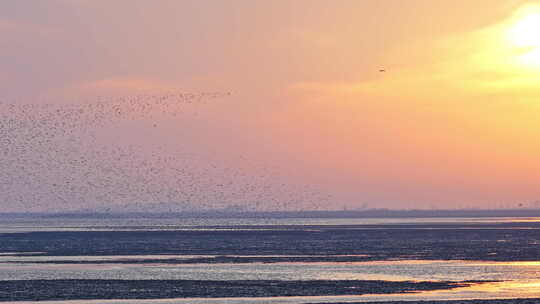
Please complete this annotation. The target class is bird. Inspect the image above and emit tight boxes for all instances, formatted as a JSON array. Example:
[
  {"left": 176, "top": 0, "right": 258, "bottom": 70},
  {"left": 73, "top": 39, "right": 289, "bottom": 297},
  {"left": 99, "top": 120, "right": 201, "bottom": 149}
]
[{"left": 0, "top": 90, "right": 331, "bottom": 214}]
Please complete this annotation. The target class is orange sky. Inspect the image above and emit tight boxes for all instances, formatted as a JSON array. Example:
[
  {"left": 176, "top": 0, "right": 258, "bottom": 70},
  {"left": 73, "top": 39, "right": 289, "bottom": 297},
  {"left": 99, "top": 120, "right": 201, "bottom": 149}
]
[{"left": 2, "top": 0, "right": 540, "bottom": 210}]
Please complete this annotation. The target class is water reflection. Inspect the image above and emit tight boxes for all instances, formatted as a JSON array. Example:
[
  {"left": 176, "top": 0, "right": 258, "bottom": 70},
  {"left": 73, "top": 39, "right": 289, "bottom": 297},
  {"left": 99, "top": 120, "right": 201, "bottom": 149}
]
[
  {"left": 4, "top": 259, "right": 540, "bottom": 301},
  {"left": 3, "top": 259, "right": 540, "bottom": 282}
]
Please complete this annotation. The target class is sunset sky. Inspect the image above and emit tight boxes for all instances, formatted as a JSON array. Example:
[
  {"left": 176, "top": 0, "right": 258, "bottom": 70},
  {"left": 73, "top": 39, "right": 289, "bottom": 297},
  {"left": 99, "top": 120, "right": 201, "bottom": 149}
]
[{"left": 2, "top": 0, "right": 540, "bottom": 210}]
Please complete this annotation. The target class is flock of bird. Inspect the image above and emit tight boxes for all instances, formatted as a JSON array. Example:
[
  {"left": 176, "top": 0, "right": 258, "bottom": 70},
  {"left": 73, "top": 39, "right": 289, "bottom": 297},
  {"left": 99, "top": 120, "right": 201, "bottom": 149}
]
[{"left": 0, "top": 92, "right": 330, "bottom": 213}]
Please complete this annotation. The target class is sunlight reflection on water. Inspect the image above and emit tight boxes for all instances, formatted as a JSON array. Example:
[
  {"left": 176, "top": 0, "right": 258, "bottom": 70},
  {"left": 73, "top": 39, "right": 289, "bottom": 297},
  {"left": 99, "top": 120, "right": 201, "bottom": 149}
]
[
  {"left": 4, "top": 259, "right": 540, "bottom": 282},
  {"left": 4, "top": 260, "right": 540, "bottom": 302}
]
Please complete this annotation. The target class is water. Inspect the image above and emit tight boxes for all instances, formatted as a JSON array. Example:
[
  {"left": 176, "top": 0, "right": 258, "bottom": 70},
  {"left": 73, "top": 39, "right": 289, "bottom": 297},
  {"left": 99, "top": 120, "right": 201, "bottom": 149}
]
[
  {"left": 2, "top": 216, "right": 540, "bottom": 303},
  {"left": 0, "top": 216, "right": 536, "bottom": 233}
]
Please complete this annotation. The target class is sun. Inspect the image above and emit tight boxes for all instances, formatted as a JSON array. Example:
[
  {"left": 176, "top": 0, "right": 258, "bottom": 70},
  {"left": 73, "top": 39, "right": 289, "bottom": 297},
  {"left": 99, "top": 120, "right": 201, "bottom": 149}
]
[
  {"left": 509, "top": 13, "right": 540, "bottom": 47},
  {"left": 507, "top": 9, "right": 540, "bottom": 66}
]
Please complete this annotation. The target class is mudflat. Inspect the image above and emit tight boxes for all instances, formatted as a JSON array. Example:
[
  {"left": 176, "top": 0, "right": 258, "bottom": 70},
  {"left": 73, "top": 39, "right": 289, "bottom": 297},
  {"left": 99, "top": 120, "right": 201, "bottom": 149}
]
[{"left": 0, "top": 279, "right": 479, "bottom": 301}]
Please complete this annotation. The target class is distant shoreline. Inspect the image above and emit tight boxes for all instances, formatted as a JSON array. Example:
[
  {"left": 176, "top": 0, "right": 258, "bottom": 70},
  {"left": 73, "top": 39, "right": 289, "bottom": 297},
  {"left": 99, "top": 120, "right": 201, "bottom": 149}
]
[{"left": 3, "top": 208, "right": 540, "bottom": 219}]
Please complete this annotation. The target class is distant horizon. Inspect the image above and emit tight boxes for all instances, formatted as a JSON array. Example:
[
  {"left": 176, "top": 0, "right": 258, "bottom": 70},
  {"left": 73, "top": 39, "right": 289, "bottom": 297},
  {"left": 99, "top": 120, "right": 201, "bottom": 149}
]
[{"left": 5, "top": 208, "right": 540, "bottom": 219}]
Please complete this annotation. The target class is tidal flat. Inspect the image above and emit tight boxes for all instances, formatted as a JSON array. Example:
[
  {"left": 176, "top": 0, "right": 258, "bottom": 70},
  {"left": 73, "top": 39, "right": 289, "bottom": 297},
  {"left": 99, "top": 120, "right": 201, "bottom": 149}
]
[
  {"left": 2, "top": 217, "right": 540, "bottom": 303},
  {"left": 0, "top": 279, "right": 481, "bottom": 301}
]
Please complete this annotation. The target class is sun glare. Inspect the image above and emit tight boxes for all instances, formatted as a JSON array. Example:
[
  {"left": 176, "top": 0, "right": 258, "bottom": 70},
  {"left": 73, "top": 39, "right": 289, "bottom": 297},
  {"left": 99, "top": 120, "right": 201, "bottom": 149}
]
[
  {"left": 507, "top": 9, "right": 540, "bottom": 66},
  {"left": 509, "top": 13, "right": 540, "bottom": 47}
]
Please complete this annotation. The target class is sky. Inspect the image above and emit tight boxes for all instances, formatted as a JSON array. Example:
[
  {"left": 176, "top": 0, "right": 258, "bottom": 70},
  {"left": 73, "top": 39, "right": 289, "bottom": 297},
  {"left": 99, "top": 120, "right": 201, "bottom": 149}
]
[{"left": 2, "top": 0, "right": 540, "bottom": 211}]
